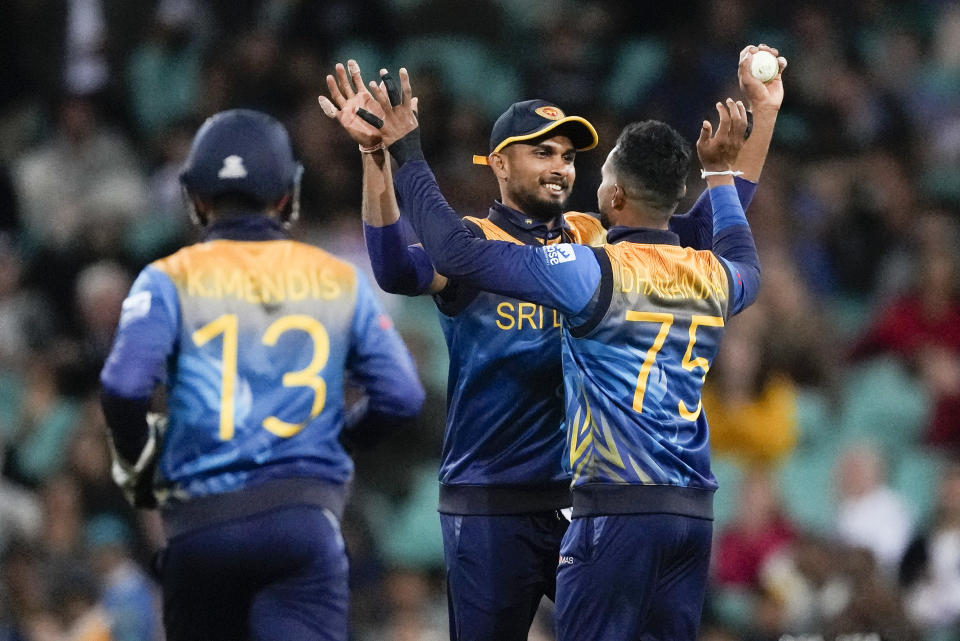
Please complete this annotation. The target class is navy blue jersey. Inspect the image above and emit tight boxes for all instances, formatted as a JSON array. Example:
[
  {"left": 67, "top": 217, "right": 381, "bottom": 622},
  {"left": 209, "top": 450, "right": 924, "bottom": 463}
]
[{"left": 431, "top": 205, "right": 605, "bottom": 512}]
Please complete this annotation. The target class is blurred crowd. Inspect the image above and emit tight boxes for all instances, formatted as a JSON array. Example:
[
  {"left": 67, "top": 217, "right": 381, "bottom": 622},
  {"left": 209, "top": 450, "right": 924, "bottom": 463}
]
[{"left": 1, "top": 0, "right": 960, "bottom": 640}]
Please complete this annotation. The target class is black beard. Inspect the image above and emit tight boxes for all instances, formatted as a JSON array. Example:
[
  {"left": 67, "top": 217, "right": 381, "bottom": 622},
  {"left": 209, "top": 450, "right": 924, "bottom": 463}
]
[
  {"left": 511, "top": 189, "right": 566, "bottom": 223},
  {"left": 599, "top": 209, "right": 612, "bottom": 229}
]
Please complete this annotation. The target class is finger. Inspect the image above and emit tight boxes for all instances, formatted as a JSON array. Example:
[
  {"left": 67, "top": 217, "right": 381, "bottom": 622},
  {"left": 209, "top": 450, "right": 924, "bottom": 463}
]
[
  {"left": 716, "top": 101, "right": 731, "bottom": 139},
  {"left": 380, "top": 69, "right": 402, "bottom": 107},
  {"left": 411, "top": 96, "right": 419, "bottom": 117},
  {"left": 335, "top": 62, "right": 356, "bottom": 99},
  {"left": 399, "top": 68, "right": 413, "bottom": 106},
  {"left": 739, "top": 45, "right": 751, "bottom": 63},
  {"left": 317, "top": 95, "right": 339, "bottom": 119},
  {"left": 697, "top": 120, "right": 712, "bottom": 147},
  {"left": 731, "top": 100, "right": 748, "bottom": 138},
  {"left": 356, "top": 107, "right": 384, "bottom": 129},
  {"left": 368, "top": 78, "right": 392, "bottom": 112},
  {"left": 778, "top": 56, "right": 788, "bottom": 73},
  {"left": 326, "top": 74, "right": 346, "bottom": 108},
  {"left": 347, "top": 59, "right": 369, "bottom": 96}
]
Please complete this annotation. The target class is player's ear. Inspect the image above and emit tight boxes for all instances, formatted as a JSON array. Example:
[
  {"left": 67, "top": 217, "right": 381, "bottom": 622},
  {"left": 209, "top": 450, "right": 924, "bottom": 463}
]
[
  {"left": 612, "top": 185, "right": 626, "bottom": 210},
  {"left": 490, "top": 152, "right": 508, "bottom": 180}
]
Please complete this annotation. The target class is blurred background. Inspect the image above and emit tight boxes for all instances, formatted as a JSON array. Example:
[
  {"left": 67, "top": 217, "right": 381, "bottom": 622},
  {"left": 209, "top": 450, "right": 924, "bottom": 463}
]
[{"left": 1, "top": 0, "right": 959, "bottom": 639}]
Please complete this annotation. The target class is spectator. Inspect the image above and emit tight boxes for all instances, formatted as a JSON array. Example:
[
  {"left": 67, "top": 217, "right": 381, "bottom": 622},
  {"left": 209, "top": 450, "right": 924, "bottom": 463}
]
[
  {"left": 834, "top": 443, "right": 914, "bottom": 574},
  {"left": 714, "top": 468, "right": 798, "bottom": 589},
  {"left": 899, "top": 461, "right": 960, "bottom": 635}
]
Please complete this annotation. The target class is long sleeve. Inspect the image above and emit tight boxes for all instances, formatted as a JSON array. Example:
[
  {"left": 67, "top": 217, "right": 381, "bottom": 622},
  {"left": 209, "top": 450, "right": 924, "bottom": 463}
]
[
  {"left": 670, "top": 177, "right": 757, "bottom": 250},
  {"left": 393, "top": 160, "right": 602, "bottom": 318},
  {"left": 362, "top": 221, "right": 436, "bottom": 296},
  {"left": 709, "top": 185, "right": 762, "bottom": 315}
]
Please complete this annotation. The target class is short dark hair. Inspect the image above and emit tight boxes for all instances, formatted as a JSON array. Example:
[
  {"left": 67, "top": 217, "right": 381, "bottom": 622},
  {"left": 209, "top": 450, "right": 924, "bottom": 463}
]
[{"left": 609, "top": 120, "right": 691, "bottom": 214}]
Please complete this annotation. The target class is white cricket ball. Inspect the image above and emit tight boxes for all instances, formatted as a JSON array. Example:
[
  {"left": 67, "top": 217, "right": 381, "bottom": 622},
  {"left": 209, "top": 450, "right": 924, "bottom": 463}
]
[{"left": 750, "top": 50, "right": 779, "bottom": 83}]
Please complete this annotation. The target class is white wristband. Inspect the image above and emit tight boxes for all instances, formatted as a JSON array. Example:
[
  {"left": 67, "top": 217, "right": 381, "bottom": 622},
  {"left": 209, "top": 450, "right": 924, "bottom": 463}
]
[{"left": 701, "top": 169, "right": 744, "bottom": 179}]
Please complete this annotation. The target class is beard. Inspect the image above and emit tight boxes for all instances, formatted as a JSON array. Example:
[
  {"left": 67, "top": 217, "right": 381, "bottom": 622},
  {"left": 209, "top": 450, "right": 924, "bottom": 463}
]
[
  {"left": 509, "top": 187, "right": 566, "bottom": 223},
  {"left": 599, "top": 209, "right": 612, "bottom": 229}
]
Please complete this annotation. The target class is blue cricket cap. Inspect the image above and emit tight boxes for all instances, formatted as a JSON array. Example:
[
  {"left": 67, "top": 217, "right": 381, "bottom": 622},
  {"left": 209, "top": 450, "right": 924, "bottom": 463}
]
[{"left": 473, "top": 99, "right": 599, "bottom": 166}]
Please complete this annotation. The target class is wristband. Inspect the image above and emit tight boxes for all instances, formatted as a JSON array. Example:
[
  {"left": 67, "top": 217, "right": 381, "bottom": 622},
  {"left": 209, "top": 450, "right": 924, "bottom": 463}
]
[
  {"left": 388, "top": 128, "right": 425, "bottom": 166},
  {"left": 701, "top": 169, "right": 745, "bottom": 179},
  {"left": 359, "top": 142, "right": 385, "bottom": 154}
]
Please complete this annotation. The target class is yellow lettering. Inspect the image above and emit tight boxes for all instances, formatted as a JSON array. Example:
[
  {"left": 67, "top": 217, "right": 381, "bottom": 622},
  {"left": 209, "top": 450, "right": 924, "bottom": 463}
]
[
  {"left": 552, "top": 308, "right": 562, "bottom": 328},
  {"left": 620, "top": 262, "right": 633, "bottom": 293},
  {"left": 187, "top": 269, "right": 208, "bottom": 297},
  {"left": 216, "top": 268, "right": 243, "bottom": 299},
  {"left": 496, "top": 302, "right": 515, "bottom": 330},
  {"left": 287, "top": 271, "right": 310, "bottom": 301},
  {"left": 518, "top": 302, "right": 538, "bottom": 329},
  {"left": 244, "top": 271, "right": 261, "bottom": 303},
  {"left": 319, "top": 269, "right": 341, "bottom": 299},
  {"left": 260, "top": 272, "right": 285, "bottom": 303}
]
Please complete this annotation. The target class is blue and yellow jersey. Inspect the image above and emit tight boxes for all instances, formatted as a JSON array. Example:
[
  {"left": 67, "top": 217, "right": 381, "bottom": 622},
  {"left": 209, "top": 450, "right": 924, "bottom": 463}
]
[
  {"left": 562, "top": 239, "right": 730, "bottom": 494},
  {"left": 100, "top": 216, "right": 422, "bottom": 503},
  {"left": 393, "top": 161, "right": 761, "bottom": 520},
  {"left": 433, "top": 203, "right": 605, "bottom": 513}
]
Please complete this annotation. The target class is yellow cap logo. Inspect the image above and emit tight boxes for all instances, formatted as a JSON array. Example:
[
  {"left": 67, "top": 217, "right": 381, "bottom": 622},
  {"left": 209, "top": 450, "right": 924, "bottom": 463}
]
[{"left": 535, "top": 106, "right": 565, "bottom": 120}]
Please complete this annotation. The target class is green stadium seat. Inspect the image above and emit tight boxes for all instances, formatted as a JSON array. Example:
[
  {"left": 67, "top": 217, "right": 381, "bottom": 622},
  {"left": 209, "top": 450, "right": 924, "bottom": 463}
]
[{"left": 836, "top": 356, "right": 931, "bottom": 454}]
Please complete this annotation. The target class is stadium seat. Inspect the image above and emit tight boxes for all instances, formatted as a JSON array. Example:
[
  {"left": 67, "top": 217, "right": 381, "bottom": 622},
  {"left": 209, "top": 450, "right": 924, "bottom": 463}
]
[
  {"left": 890, "top": 445, "right": 946, "bottom": 527},
  {"left": 836, "top": 356, "right": 931, "bottom": 454},
  {"left": 776, "top": 443, "right": 840, "bottom": 534},
  {"left": 711, "top": 456, "right": 745, "bottom": 530}
]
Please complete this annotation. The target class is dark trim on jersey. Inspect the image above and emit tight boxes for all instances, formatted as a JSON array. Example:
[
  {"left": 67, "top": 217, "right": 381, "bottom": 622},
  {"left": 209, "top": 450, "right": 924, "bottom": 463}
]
[
  {"left": 433, "top": 218, "right": 484, "bottom": 316},
  {"left": 605, "top": 226, "right": 681, "bottom": 246},
  {"left": 571, "top": 483, "right": 714, "bottom": 520},
  {"left": 438, "top": 481, "right": 572, "bottom": 515},
  {"left": 487, "top": 200, "right": 569, "bottom": 245},
  {"left": 568, "top": 247, "right": 613, "bottom": 338},
  {"left": 202, "top": 214, "right": 287, "bottom": 241},
  {"left": 162, "top": 477, "right": 348, "bottom": 539}
]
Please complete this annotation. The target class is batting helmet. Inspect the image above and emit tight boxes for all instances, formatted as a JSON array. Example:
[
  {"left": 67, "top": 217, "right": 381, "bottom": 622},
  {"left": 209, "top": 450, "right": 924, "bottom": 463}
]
[{"left": 179, "top": 109, "right": 304, "bottom": 225}]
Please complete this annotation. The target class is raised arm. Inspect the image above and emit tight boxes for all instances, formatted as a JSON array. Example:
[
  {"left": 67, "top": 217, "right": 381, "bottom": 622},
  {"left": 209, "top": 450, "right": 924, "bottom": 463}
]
[
  {"left": 671, "top": 44, "right": 786, "bottom": 249},
  {"left": 319, "top": 60, "right": 445, "bottom": 296},
  {"left": 695, "top": 102, "right": 762, "bottom": 316},
  {"left": 345, "top": 67, "right": 603, "bottom": 318}
]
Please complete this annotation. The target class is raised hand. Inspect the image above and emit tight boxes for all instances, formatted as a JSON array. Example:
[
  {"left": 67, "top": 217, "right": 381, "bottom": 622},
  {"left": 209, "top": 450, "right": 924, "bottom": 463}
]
[
  {"left": 697, "top": 98, "right": 749, "bottom": 172},
  {"left": 366, "top": 67, "right": 420, "bottom": 148},
  {"left": 318, "top": 59, "right": 385, "bottom": 148},
  {"left": 738, "top": 44, "right": 787, "bottom": 113}
]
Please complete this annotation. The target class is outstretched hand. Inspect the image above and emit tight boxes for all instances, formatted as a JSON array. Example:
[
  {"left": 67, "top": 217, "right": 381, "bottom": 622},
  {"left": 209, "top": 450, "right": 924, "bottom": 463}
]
[
  {"left": 318, "top": 60, "right": 385, "bottom": 148},
  {"left": 738, "top": 44, "right": 787, "bottom": 112},
  {"left": 697, "top": 98, "right": 749, "bottom": 172},
  {"left": 365, "top": 67, "right": 420, "bottom": 148}
]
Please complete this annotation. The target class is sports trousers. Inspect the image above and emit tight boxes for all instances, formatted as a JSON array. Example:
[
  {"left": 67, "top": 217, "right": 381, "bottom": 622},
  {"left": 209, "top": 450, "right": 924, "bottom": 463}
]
[
  {"left": 555, "top": 512, "right": 713, "bottom": 641},
  {"left": 440, "top": 512, "right": 568, "bottom": 641},
  {"left": 160, "top": 504, "right": 348, "bottom": 641}
]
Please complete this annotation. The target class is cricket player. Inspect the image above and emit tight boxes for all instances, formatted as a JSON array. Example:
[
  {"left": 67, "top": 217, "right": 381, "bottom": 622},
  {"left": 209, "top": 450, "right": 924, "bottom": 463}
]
[
  {"left": 99, "top": 109, "right": 425, "bottom": 641},
  {"left": 318, "top": 45, "right": 783, "bottom": 641},
  {"left": 352, "top": 46, "right": 774, "bottom": 638}
]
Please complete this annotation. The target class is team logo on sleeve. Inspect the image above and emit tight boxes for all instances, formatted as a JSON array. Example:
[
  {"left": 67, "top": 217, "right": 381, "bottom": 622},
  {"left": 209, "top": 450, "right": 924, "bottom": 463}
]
[
  {"left": 119, "top": 291, "right": 151, "bottom": 327},
  {"left": 543, "top": 244, "right": 577, "bottom": 266}
]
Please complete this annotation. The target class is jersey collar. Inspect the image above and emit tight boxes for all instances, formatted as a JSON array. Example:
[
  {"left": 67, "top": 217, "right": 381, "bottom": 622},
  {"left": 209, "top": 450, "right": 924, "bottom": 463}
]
[
  {"left": 486, "top": 200, "right": 568, "bottom": 245},
  {"left": 203, "top": 214, "right": 287, "bottom": 241},
  {"left": 606, "top": 226, "right": 680, "bottom": 246}
]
